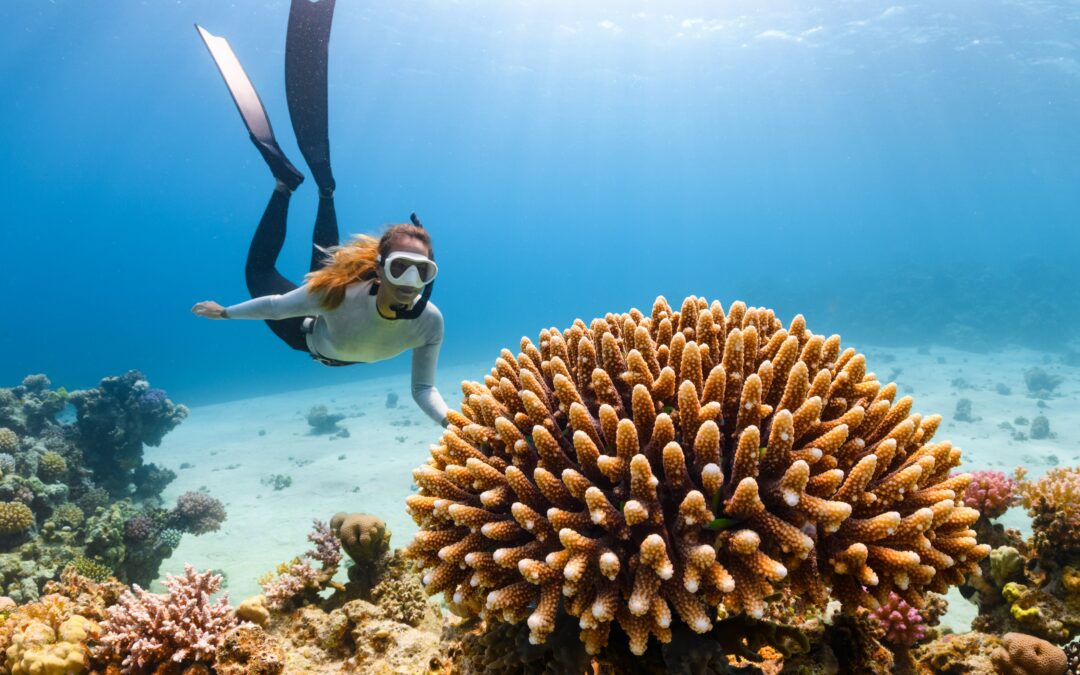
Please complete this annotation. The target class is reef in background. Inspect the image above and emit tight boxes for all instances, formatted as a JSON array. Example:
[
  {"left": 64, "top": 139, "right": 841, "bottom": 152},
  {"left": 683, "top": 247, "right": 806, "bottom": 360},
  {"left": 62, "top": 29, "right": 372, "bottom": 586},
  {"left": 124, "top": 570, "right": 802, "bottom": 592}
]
[
  {"left": 0, "top": 371, "right": 226, "bottom": 602},
  {"left": 1, "top": 296, "right": 1076, "bottom": 673},
  {"left": 754, "top": 258, "right": 1080, "bottom": 353}
]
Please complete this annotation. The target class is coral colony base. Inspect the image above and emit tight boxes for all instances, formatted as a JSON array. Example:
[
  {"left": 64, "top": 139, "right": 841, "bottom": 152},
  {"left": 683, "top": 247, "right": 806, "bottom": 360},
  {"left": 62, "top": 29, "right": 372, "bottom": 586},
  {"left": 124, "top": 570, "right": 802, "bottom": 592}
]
[{"left": 0, "top": 297, "right": 1076, "bottom": 674}]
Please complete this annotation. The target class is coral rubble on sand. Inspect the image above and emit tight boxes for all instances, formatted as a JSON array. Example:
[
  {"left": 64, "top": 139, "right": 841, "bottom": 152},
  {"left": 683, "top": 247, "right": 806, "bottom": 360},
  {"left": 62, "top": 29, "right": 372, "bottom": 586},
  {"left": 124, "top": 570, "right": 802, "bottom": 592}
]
[{"left": 405, "top": 296, "right": 990, "bottom": 665}]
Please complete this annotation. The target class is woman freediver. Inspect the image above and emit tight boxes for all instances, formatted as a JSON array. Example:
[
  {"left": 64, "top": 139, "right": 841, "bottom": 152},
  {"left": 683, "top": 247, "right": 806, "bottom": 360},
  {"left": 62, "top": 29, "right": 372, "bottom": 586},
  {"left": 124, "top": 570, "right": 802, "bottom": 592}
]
[{"left": 191, "top": 0, "right": 450, "bottom": 427}]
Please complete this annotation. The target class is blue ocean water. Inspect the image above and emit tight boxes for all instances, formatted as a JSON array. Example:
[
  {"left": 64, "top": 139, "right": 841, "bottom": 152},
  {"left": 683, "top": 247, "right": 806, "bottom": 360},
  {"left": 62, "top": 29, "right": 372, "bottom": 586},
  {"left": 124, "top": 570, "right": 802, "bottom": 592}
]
[{"left": 2, "top": 0, "right": 1078, "bottom": 405}]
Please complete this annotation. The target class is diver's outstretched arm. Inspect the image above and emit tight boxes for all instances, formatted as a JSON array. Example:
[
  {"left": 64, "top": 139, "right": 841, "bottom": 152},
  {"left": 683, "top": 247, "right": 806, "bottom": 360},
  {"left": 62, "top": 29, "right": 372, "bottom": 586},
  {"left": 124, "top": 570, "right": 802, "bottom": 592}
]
[{"left": 410, "top": 307, "right": 450, "bottom": 426}]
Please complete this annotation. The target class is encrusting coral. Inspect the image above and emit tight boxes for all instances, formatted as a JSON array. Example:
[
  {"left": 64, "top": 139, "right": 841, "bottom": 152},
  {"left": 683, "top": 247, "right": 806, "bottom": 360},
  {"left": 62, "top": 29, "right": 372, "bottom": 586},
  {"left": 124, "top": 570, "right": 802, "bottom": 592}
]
[{"left": 406, "top": 296, "right": 991, "bottom": 656}]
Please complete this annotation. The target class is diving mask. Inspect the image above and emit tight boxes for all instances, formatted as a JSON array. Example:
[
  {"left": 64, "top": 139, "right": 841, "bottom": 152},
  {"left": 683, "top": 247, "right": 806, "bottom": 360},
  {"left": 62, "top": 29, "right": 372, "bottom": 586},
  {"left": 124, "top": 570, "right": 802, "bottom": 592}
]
[{"left": 380, "top": 251, "right": 438, "bottom": 289}]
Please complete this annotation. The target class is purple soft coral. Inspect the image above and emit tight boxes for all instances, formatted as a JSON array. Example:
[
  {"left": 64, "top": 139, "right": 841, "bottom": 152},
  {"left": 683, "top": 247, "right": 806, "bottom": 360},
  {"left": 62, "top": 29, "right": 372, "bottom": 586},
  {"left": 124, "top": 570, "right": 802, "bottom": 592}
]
[
  {"left": 97, "top": 564, "right": 236, "bottom": 671},
  {"left": 306, "top": 519, "right": 342, "bottom": 570},
  {"left": 962, "top": 470, "right": 1016, "bottom": 520},
  {"left": 136, "top": 387, "right": 168, "bottom": 413},
  {"left": 172, "top": 491, "right": 227, "bottom": 534},
  {"left": 124, "top": 515, "right": 154, "bottom": 542},
  {"left": 871, "top": 591, "right": 927, "bottom": 646}
]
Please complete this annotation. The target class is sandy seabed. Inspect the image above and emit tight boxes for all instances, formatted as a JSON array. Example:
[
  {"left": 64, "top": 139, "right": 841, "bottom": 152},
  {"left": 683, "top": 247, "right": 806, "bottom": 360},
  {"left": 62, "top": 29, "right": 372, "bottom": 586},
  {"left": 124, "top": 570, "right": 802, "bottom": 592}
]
[{"left": 146, "top": 344, "right": 1080, "bottom": 632}]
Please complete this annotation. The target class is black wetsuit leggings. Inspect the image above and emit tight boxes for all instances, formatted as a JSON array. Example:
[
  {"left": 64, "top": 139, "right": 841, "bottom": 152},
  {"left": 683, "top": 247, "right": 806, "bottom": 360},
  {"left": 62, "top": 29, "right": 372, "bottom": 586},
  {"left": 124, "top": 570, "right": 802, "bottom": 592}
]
[{"left": 244, "top": 189, "right": 338, "bottom": 352}]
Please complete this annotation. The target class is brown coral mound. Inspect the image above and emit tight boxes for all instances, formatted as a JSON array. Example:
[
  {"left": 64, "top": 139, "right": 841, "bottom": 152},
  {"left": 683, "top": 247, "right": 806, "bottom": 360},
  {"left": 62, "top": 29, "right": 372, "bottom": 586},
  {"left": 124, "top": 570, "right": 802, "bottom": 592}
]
[
  {"left": 991, "top": 632, "right": 1068, "bottom": 675},
  {"left": 405, "top": 297, "right": 991, "bottom": 655}
]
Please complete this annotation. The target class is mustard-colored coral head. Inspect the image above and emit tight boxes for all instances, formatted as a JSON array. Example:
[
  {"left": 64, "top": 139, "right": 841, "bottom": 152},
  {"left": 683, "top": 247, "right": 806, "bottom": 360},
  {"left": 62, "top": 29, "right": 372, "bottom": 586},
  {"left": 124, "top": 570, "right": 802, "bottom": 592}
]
[
  {"left": 330, "top": 512, "right": 390, "bottom": 565},
  {"left": 0, "top": 502, "right": 34, "bottom": 536},
  {"left": 405, "top": 297, "right": 990, "bottom": 654}
]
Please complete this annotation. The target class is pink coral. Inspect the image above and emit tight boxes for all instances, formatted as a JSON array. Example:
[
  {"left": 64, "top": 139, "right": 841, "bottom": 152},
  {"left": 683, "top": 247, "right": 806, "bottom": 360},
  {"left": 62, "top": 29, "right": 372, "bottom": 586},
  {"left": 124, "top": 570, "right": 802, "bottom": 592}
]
[
  {"left": 963, "top": 470, "right": 1016, "bottom": 519},
  {"left": 305, "top": 519, "right": 342, "bottom": 571},
  {"left": 871, "top": 591, "right": 927, "bottom": 646},
  {"left": 260, "top": 561, "right": 319, "bottom": 610},
  {"left": 96, "top": 564, "right": 236, "bottom": 671}
]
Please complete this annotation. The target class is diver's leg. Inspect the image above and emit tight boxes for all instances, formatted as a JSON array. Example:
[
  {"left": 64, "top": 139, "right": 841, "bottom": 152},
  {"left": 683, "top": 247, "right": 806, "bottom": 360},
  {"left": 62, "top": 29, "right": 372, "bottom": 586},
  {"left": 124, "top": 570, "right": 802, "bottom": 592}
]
[
  {"left": 286, "top": 0, "right": 337, "bottom": 194},
  {"left": 245, "top": 186, "right": 310, "bottom": 352},
  {"left": 196, "top": 25, "right": 305, "bottom": 190},
  {"left": 308, "top": 194, "right": 340, "bottom": 272}
]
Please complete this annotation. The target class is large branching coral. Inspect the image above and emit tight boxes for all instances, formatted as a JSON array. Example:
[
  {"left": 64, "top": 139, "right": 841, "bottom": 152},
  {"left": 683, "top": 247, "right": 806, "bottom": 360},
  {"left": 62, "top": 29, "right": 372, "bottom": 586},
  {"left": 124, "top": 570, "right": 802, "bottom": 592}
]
[{"left": 405, "top": 297, "right": 990, "bottom": 656}]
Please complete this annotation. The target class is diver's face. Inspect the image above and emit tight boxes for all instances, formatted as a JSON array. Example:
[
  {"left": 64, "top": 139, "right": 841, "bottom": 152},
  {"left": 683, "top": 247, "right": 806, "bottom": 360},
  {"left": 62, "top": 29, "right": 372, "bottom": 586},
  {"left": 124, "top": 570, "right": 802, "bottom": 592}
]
[{"left": 379, "top": 236, "right": 433, "bottom": 302}]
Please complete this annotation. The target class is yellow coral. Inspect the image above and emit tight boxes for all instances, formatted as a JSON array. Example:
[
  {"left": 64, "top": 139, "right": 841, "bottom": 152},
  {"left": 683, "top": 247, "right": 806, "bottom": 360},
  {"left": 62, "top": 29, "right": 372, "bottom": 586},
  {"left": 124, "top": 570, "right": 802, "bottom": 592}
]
[
  {"left": 0, "top": 502, "right": 34, "bottom": 536},
  {"left": 5, "top": 615, "right": 97, "bottom": 675},
  {"left": 38, "top": 452, "right": 68, "bottom": 482},
  {"left": 0, "top": 428, "right": 17, "bottom": 453},
  {"left": 406, "top": 297, "right": 990, "bottom": 655}
]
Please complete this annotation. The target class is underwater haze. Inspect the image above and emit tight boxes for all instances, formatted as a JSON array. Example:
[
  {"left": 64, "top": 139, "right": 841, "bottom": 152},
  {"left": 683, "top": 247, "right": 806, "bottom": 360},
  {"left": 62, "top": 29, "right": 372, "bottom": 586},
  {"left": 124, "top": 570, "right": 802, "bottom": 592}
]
[{"left": 3, "top": 0, "right": 1079, "bottom": 404}]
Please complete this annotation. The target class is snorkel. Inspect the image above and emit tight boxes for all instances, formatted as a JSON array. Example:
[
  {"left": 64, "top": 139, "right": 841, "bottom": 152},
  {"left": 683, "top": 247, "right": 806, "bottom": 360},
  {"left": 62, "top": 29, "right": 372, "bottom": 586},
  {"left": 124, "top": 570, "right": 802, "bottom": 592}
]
[{"left": 385, "top": 212, "right": 435, "bottom": 320}]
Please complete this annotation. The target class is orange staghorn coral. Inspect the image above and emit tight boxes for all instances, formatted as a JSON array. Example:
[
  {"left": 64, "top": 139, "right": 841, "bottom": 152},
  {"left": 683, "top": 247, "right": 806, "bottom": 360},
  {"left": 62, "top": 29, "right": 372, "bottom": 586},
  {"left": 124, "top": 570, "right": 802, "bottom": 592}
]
[{"left": 405, "top": 296, "right": 990, "bottom": 655}]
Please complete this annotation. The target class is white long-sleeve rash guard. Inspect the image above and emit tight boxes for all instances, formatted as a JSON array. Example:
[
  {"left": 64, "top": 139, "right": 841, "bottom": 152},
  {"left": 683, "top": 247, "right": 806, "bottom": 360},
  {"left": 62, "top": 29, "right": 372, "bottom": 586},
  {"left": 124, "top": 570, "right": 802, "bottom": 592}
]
[{"left": 224, "top": 280, "right": 450, "bottom": 425}]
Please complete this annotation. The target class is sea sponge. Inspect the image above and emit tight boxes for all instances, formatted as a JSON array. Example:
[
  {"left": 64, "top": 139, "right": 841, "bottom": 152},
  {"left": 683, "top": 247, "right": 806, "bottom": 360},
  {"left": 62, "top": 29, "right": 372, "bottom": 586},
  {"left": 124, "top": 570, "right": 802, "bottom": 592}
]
[
  {"left": 0, "top": 428, "right": 17, "bottom": 453},
  {"left": 991, "top": 632, "right": 1068, "bottom": 675},
  {"left": 405, "top": 296, "right": 991, "bottom": 655},
  {"left": 0, "top": 501, "right": 35, "bottom": 535},
  {"left": 37, "top": 452, "right": 68, "bottom": 482}
]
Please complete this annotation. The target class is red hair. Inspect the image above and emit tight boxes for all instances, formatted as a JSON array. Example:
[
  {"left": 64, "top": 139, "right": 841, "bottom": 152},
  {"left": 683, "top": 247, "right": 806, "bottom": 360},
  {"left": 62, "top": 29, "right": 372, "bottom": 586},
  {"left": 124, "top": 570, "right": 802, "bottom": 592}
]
[{"left": 305, "top": 224, "right": 432, "bottom": 310}]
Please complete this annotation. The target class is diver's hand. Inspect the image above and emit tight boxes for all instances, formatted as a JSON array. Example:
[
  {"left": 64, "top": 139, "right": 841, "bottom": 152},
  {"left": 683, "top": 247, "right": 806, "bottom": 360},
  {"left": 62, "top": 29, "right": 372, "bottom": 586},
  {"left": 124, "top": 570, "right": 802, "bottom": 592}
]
[{"left": 192, "top": 301, "right": 229, "bottom": 319}]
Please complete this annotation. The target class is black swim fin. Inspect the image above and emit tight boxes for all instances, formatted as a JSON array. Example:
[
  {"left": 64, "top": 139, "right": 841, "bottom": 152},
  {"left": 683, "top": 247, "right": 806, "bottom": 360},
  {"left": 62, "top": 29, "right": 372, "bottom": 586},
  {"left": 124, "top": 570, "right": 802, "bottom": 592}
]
[
  {"left": 285, "top": 0, "right": 337, "bottom": 195},
  {"left": 195, "top": 25, "right": 305, "bottom": 191}
]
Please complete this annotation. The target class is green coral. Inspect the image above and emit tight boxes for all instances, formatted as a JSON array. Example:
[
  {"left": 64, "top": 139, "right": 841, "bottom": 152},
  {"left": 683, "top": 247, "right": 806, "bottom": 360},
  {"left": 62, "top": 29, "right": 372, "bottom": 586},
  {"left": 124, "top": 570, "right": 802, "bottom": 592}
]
[
  {"left": 71, "top": 556, "right": 112, "bottom": 582},
  {"left": 158, "top": 528, "right": 183, "bottom": 549},
  {"left": 48, "top": 503, "right": 84, "bottom": 530},
  {"left": 0, "top": 501, "right": 34, "bottom": 535},
  {"left": 990, "top": 546, "right": 1024, "bottom": 587},
  {"left": 37, "top": 451, "right": 67, "bottom": 482}
]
